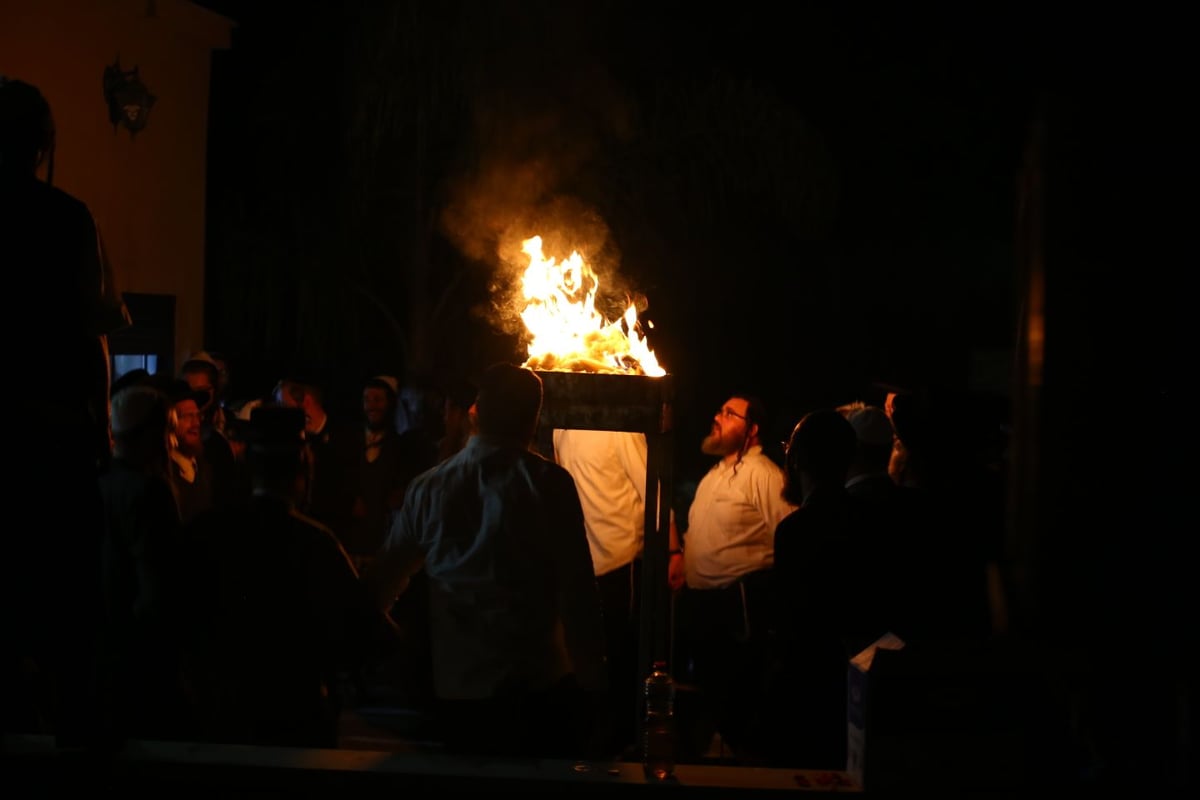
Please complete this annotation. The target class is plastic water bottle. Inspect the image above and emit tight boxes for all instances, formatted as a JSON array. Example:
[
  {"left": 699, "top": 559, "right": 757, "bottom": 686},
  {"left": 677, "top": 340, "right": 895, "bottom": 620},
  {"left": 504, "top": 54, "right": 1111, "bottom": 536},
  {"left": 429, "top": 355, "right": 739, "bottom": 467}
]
[{"left": 642, "top": 660, "right": 676, "bottom": 780}]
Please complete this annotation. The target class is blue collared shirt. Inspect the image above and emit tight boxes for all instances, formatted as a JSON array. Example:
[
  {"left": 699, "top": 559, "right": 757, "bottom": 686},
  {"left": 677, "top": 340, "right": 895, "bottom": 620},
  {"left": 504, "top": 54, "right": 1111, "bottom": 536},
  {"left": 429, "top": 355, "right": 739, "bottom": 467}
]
[{"left": 374, "top": 435, "right": 606, "bottom": 699}]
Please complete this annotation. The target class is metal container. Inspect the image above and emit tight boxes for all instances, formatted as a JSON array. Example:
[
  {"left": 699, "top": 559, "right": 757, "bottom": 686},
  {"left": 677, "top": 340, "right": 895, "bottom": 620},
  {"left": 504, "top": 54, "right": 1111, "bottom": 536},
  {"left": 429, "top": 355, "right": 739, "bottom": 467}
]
[{"left": 535, "top": 370, "right": 673, "bottom": 434}]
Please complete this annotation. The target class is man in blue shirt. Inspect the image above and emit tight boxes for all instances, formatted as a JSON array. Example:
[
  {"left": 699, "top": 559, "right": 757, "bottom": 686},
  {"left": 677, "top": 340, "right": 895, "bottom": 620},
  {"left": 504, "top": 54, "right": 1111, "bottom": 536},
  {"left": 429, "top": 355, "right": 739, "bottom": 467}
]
[{"left": 365, "top": 363, "right": 606, "bottom": 759}]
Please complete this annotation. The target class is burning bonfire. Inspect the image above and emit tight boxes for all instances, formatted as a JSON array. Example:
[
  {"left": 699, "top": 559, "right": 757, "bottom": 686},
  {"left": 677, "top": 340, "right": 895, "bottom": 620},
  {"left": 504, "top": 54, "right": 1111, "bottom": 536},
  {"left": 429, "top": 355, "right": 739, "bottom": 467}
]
[{"left": 518, "top": 235, "right": 665, "bottom": 377}]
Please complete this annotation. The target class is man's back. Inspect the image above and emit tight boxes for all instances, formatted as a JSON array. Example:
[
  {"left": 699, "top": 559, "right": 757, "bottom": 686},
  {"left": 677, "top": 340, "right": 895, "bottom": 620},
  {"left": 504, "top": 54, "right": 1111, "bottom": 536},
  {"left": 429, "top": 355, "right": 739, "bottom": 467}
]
[
  {"left": 2, "top": 173, "right": 107, "bottom": 422},
  {"left": 386, "top": 436, "right": 604, "bottom": 699},
  {"left": 2, "top": 78, "right": 121, "bottom": 745},
  {"left": 552, "top": 427, "right": 647, "bottom": 576},
  {"left": 365, "top": 363, "right": 607, "bottom": 759},
  {"left": 99, "top": 456, "right": 193, "bottom": 741},
  {"left": 180, "top": 495, "right": 395, "bottom": 747}
]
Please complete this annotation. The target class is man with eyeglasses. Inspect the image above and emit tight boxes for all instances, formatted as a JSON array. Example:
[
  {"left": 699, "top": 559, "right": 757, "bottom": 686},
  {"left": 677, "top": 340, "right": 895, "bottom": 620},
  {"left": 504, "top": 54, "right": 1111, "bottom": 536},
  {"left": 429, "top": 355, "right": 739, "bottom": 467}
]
[{"left": 674, "top": 394, "right": 796, "bottom": 762}]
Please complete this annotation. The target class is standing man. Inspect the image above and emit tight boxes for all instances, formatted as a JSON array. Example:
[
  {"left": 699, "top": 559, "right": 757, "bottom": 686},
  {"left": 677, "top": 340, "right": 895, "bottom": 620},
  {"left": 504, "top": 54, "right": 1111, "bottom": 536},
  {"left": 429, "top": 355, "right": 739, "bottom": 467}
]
[
  {"left": 99, "top": 383, "right": 194, "bottom": 743},
  {"left": 552, "top": 427, "right": 658, "bottom": 758},
  {"left": 341, "top": 374, "right": 437, "bottom": 565},
  {"left": 179, "top": 351, "right": 241, "bottom": 505},
  {"left": 179, "top": 407, "right": 400, "bottom": 748},
  {"left": 676, "top": 393, "right": 796, "bottom": 762},
  {"left": 275, "top": 373, "right": 350, "bottom": 530},
  {"left": 364, "top": 363, "right": 606, "bottom": 759},
  {"left": 163, "top": 378, "right": 230, "bottom": 524},
  {"left": 1, "top": 77, "right": 129, "bottom": 746},
  {"left": 436, "top": 376, "right": 477, "bottom": 462}
]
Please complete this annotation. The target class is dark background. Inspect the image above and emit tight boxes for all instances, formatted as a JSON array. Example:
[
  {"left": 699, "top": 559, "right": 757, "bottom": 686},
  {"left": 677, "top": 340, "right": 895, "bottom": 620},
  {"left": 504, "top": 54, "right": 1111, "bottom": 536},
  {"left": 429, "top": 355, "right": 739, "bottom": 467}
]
[
  {"left": 187, "top": 1, "right": 1196, "bottom": 787},
  {"left": 190, "top": 1, "right": 1063, "bottom": 458},
  {"left": 190, "top": 0, "right": 1190, "bottom": 549}
]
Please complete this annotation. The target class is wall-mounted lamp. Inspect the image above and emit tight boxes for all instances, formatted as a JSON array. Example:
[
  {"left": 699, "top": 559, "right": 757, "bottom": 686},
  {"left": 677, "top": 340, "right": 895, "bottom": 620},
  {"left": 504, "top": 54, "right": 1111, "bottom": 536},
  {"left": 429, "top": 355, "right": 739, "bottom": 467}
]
[{"left": 103, "top": 57, "right": 156, "bottom": 138}]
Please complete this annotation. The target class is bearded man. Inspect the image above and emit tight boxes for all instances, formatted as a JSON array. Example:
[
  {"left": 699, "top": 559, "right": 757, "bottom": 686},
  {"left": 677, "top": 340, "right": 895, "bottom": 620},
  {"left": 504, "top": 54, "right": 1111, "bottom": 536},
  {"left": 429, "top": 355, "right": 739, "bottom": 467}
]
[{"left": 675, "top": 393, "right": 795, "bottom": 763}]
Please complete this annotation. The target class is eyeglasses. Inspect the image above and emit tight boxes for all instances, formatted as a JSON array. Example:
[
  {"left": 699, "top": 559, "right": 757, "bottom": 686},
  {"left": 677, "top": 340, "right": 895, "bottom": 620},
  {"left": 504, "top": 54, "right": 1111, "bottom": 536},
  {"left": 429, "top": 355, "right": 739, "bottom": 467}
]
[{"left": 719, "top": 407, "right": 747, "bottom": 421}]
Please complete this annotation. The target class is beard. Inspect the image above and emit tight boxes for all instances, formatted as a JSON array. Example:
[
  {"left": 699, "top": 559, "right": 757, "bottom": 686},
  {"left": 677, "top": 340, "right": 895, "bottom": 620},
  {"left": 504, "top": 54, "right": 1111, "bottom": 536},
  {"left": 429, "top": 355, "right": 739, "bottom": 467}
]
[
  {"left": 701, "top": 426, "right": 740, "bottom": 457},
  {"left": 177, "top": 431, "right": 204, "bottom": 457}
]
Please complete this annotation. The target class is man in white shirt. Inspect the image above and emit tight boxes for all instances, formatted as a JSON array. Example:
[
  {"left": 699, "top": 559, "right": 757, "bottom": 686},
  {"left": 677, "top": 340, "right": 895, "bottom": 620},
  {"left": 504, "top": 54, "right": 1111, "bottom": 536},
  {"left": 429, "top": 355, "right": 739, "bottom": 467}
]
[
  {"left": 552, "top": 427, "right": 662, "bottom": 757},
  {"left": 677, "top": 393, "right": 796, "bottom": 761}
]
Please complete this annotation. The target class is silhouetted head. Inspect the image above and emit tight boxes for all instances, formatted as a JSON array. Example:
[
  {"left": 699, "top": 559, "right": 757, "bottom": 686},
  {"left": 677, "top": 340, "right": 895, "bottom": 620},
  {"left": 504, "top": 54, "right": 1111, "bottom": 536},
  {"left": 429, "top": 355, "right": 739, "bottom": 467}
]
[
  {"left": 783, "top": 408, "right": 857, "bottom": 504},
  {"left": 246, "top": 406, "right": 307, "bottom": 456},
  {"left": 110, "top": 367, "right": 152, "bottom": 398},
  {"left": 0, "top": 78, "right": 55, "bottom": 174},
  {"left": 274, "top": 371, "right": 327, "bottom": 435},
  {"left": 474, "top": 362, "right": 542, "bottom": 443},
  {"left": 442, "top": 376, "right": 478, "bottom": 414},
  {"left": 837, "top": 401, "right": 895, "bottom": 476},
  {"left": 110, "top": 384, "right": 170, "bottom": 463},
  {"left": 245, "top": 406, "right": 310, "bottom": 499}
]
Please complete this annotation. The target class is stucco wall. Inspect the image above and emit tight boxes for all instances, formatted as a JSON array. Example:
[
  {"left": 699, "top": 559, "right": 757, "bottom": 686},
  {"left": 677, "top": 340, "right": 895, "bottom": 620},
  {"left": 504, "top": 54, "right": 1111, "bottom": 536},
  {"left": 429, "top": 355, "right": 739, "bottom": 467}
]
[{"left": 1, "top": 0, "right": 232, "bottom": 369}]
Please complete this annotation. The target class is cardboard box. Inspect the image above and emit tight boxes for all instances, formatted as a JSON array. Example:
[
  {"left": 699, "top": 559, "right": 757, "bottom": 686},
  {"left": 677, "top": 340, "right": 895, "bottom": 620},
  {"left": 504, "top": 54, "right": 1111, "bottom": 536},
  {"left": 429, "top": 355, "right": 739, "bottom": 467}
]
[{"left": 845, "top": 632, "right": 906, "bottom": 789}]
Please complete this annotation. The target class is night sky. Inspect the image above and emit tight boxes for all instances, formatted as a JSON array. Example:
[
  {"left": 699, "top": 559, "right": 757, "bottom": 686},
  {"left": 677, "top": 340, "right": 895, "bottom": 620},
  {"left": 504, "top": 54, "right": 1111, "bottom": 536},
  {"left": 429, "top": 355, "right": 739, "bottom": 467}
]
[{"left": 190, "top": 1, "right": 1186, "bottom": 479}]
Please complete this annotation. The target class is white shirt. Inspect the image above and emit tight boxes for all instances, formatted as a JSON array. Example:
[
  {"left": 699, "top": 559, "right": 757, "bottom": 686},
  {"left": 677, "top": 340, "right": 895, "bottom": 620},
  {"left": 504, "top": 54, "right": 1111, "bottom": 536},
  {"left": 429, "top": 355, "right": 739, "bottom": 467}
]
[
  {"left": 683, "top": 445, "right": 796, "bottom": 589},
  {"left": 552, "top": 428, "right": 649, "bottom": 576}
]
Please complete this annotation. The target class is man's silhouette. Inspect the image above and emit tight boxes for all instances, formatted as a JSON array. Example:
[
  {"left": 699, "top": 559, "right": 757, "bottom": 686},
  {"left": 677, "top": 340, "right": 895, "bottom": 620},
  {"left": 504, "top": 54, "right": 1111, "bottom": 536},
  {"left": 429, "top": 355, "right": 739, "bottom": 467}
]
[{"left": 1, "top": 77, "right": 129, "bottom": 746}]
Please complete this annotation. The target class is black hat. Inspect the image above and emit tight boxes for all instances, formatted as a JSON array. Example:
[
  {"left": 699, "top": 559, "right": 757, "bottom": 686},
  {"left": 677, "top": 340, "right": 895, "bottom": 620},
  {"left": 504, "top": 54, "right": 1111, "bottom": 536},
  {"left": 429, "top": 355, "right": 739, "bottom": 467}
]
[
  {"left": 364, "top": 374, "right": 399, "bottom": 396},
  {"left": 110, "top": 367, "right": 152, "bottom": 397},
  {"left": 139, "top": 374, "right": 207, "bottom": 410},
  {"left": 161, "top": 377, "right": 210, "bottom": 409},
  {"left": 245, "top": 406, "right": 306, "bottom": 453},
  {"left": 180, "top": 350, "right": 221, "bottom": 382}
]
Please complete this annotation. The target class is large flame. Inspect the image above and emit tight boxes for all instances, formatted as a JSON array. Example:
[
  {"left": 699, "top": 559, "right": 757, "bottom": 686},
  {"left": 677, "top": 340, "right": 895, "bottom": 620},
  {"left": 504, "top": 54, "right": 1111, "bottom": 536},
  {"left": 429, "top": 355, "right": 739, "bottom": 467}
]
[{"left": 519, "top": 235, "right": 665, "bottom": 376}]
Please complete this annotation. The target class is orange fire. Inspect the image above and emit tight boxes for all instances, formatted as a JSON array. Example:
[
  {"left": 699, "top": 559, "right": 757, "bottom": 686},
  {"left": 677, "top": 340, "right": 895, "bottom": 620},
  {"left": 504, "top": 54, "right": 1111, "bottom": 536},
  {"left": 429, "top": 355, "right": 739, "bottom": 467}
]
[{"left": 519, "top": 235, "right": 665, "bottom": 377}]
